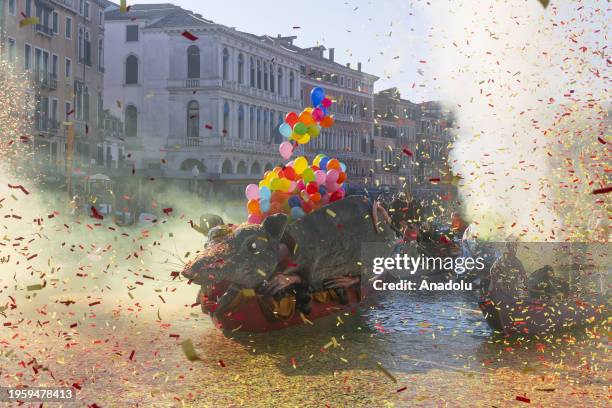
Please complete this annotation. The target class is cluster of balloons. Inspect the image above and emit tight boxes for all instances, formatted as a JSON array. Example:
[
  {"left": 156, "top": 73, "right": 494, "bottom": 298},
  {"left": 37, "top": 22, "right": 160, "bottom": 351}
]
[
  {"left": 278, "top": 87, "right": 335, "bottom": 160},
  {"left": 245, "top": 154, "right": 348, "bottom": 224}
]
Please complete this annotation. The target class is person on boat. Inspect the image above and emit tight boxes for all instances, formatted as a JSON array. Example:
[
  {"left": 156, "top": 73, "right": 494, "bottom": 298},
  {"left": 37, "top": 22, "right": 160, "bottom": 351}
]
[
  {"left": 488, "top": 241, "right": 528, "bottom": 296},
  {"left": 527, "top": 265, "right": 569, "bottom": 299}
]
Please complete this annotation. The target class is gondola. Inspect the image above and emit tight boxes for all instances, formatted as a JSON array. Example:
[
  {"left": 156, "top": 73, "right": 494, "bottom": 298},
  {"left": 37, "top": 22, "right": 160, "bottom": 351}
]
[
  {"left": 479, "top": 289, "right": 609, "bottom": 336},
  {"left": 196, "top": 281, "right": 361, "bottom": 332}
]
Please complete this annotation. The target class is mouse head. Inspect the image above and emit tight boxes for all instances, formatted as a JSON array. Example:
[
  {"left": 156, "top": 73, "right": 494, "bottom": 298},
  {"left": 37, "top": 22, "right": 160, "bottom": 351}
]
[{"left": 182, "top": 214, "right": 288, "bottom": 288}]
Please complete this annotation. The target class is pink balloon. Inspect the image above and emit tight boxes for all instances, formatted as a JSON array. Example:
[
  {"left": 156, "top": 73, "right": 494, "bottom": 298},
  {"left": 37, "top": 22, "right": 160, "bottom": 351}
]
[
  {"left": 326, "top": 181, "right": 340, "bottom": 193},
  {"left": 326, "top": 169, "right": 339, "bottom": 184},
  {"left": 312, "top": 107, "right": 324, "bottom": 122},
  {"left": 245, "top": 184, "right": 260, "bottom": 200},
  {"left": 247, "top": 213, "right": 262, "bottom": 224},
  {"left": 279, "top": 141, "right": 293, "bottom": 160},
  {"left": 288, "top": 180, "right": 298, "bottom": 193},
  {"left": 314, "top": 170, "right": 326, "bottom": 185},
  {"left": 297, "top": 180, "right": 305, "bottom": 191},
  {"left": 321, "top": 98, "right": 332, "bottom": 108}
]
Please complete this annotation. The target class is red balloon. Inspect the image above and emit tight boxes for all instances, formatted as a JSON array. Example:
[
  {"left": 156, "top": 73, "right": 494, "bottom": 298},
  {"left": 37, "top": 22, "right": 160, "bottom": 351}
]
[
  {"left": 283, "top": 166, "right": 296, "bottom": 181},
  {"left": 285, "top": 112, "right": 299, "bottom": 127},
  {"left": 306, "top": 182, "right": 318, "bottom": 194},
  {"left": 321, "top": 97, "right": 332, "bottom": 108},
  {"left": 330, "top": 191, "right": 343, "bottom": 202},
  {"left": 302, "top": 201, "right": 313, "bottom": 213}
]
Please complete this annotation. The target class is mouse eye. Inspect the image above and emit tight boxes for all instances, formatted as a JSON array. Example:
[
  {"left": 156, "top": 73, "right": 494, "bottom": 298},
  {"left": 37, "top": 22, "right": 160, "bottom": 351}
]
[{"left": 247, "top": 240, "right": 259, "bottom": 253}]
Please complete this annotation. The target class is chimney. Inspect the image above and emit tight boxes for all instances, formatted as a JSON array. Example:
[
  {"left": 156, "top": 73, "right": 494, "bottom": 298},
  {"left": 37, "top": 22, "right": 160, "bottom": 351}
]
[
  {"left": 329, "top": 48, "right": 335, "bottom": 62},
  {"left": 346, "top": 62, "right": 351, "bottom": 69},
  {"left": 358, "top": 62, "right": 362, "bottom": 72}
]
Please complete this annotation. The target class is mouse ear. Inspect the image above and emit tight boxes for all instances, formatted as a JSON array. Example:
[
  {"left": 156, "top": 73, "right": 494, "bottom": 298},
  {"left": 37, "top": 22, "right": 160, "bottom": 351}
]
[{"left": 262, "top": 213, "right": 288, "bottom": 240}]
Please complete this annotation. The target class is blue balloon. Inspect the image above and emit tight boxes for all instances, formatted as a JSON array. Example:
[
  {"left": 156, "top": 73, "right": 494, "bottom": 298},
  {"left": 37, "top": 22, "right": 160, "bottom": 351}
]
[
  {"left": 291, "top": 206, "right": 305, "bottom": 219},
  {"left": 340, "top": 162, "right": 347, "bottom": 172},
  {"left": 310, "top": 87, "right": 325, "bottom": 107},
  {"left": 259, "top": 186, "right": 271, "bottom": 200},
  {"left": 279, "top": 123, "right": 292, "bottom": 138},
  {"left": 322, "top": 107, "right": 329, "bottom": 116},
  {"left": 288, "top": 195, "right": 301, "bottom": 208},
  {"left": 318, "top": 185, "right": 327, "bottom": 195},
  {"left": 319, "top": 157, "right": 329, "bottom": 171},
  {"left": 260, "top": 199, "right": 270, "bottom": 213}
]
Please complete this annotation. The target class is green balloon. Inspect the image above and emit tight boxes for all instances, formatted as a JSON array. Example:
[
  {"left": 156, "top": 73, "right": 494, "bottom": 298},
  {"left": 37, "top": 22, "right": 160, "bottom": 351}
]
[
  {"left": 308, "top": 125, "right": 321, "bottom": 137},
  {"left": 294, "top": 122, "right": 308, "bottom": 135},
  {"left": 302, "top": 168, "right": 315, "bottom": 183}
]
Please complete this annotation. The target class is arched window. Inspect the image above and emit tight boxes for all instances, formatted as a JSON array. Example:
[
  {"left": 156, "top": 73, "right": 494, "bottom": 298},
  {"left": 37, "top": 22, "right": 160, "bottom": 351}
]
[
  {"left": 238, "top": 105, "right": 244, "bottom": 139},
  {"left": 256, "top": 60, "right": 262, "bottom": 89},
  {"left": 223, "top": 101, "right": 230, "bottom": 133},
  {"left": 263, "top": 63, "right": 268, "bottom": 90},
  {"left": 187, "top": 46, "right": 200, "bottom": 79},
  {"left": 250, "top": 162, "right": 261, "bottom": 175},
  {"left": 249, "top": 57, "right": 255, "bottom": 87},
  {"left": 237, "top": 161, "right": 247, "bottom": 174},
  {"left": 222, "top": 48, "right": 229, "bottom": 80},
  {"left": 270, "top": 65, "right": 275, "bottom": 93},
  {"left": 289, "top": 71, "right": 295, "bottom": 98},
  {"left": 256, "top": 108, "right": 261, "bottom": 140},
  {"left": 125, "top": 105, "right": 137, "bottom": 137},
  {"left": 249, "top": 106, "right": 255, "bottom": 139},
  {"left": 187, "top": 101, "right": 199, "bottom": 139},
  {"left": 277, "top": 67, "right": 283, "bottom": 95},
  {"left": 238, "top": 54, "right": 244, "bottom": 84},
  {"left": 221, "top": 159, "right": 233, "bottom": 174},
  {"left": 125, "top": 55, "right": 138, "bottom": 84},
  {"left": 264, "top": 163, "right": 273, "bottom": 172}
]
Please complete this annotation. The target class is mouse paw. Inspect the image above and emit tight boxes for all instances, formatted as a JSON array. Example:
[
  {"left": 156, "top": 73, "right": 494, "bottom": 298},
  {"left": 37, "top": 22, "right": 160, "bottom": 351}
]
[{"left": 263, "top": 274, "right": 302, "bottom": 296}]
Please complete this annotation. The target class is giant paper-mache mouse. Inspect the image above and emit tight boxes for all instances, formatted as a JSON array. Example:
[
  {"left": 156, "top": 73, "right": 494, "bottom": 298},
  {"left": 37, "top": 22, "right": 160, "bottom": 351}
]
[{"left": 182, "top": 195, "right": 396, "bottom": 317}]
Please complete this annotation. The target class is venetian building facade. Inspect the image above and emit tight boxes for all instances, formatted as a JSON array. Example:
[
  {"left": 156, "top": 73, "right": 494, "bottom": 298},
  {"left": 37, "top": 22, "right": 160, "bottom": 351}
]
[
  {"left": 373, "top": 87, "right": 419, "bottom": 191},
  {"left": 104, "top": 4, "right": 303, "bottom": 195},
  {"left": 0, "top": 0, "right": 120, "bottom": 173}
]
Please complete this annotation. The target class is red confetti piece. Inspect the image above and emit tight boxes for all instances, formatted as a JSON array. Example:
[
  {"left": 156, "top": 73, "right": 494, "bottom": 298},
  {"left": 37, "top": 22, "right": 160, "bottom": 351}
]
[
  {"left": 402, "top": 148, "right": 413, "bottom": 157},
  {"left": 516, "top": 396, "right": 530, "bottom": 403},
  {"left": 218, "top": 359, "right": 226, "bottom": 367},
  {"left": 397, "top": 386, "right": 407, "bottom": 393},
  {"left": 429, "top": 177, "right": 441, "bottom": 183},
  {"left": 8, "top": 184, "right": 30, "bottom": 195},
  {"left": 162, "top": 207, "right": 173, "bottom": 215},
  {"left": 88, "top": 301, "right": 101, "bottom": 307},
  {"left": 90, "top": 206, "right": 104, "bottom": 220},
  {"left": 67, "top": 109, "right": 75, "bottom": 116},
  {"left": 129, "top": 350, "right": 135, "bottom": 360},
  {"left": 592, "top": 186, "right": 612, "bottom": 195},
  {"left": 597, "top": 137, "right": 606, "bottom": 144},
  {"left": 205, "top": 124, "right": 213, "bottom": 130},
  {"left": 181, "top": 31, "right": 199, "bottom": 41}
]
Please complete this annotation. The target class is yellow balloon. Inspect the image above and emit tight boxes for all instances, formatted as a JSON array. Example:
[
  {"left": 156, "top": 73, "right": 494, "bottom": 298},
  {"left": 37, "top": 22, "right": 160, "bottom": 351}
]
[
  {"left": 297, "top": 133, "right": 311, "bottom": 145},
  {"left": 294, "top": 156, "right": 308, "bottom": 175},
  {"left": 259, "top": 180, "right": 270, "bottom": 188},
  {"left": 291, "top": 132, "right": 301, "bottom": 141},
  {"left": 304, "top": 107, "right": 313, "bottom": 113}
]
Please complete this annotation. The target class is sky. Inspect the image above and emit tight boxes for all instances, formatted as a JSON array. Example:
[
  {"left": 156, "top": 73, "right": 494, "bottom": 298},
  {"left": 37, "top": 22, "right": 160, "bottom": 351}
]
[{"left": 128, "top": 0, "right": 433, "bottom": 102}]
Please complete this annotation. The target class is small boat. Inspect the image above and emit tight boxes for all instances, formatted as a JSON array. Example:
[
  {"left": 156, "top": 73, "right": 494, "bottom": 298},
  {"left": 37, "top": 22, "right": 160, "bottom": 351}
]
[
  {"left": 479, "top": 290, "right": 609, "bottom": 336},
  {"left": 197, "top": 281, "right": 361, "bottom": 332}
]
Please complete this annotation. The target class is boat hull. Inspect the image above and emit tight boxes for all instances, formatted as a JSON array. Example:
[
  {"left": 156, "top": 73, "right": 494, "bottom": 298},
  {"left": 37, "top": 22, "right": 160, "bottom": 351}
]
[{"left": 479, "top": 291, "right": 609, "bottom": 336}]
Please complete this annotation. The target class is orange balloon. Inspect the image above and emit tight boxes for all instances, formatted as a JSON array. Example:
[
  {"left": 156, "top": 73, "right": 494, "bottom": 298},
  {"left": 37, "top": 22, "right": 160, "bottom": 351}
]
[
  {"left": 247, "top": 199, "right": 261, "bottom": 214},
  {"left": 337, "top": 172, "right": 347, "bottom": 184},
  {"left": 310, "top": 192, "right": 321, "bottom": 203},
  {"left": 327, "top": 159, "right": 340, "bottom": 170},
  {"left": 320, "top": 115, "right": 335, "bottom": 128},
  {"left": 273, "top": 166, "right": 283, "bottom": 174},
  {"left": 299, "top": 110, "right": 315, "bottom": 126}
]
